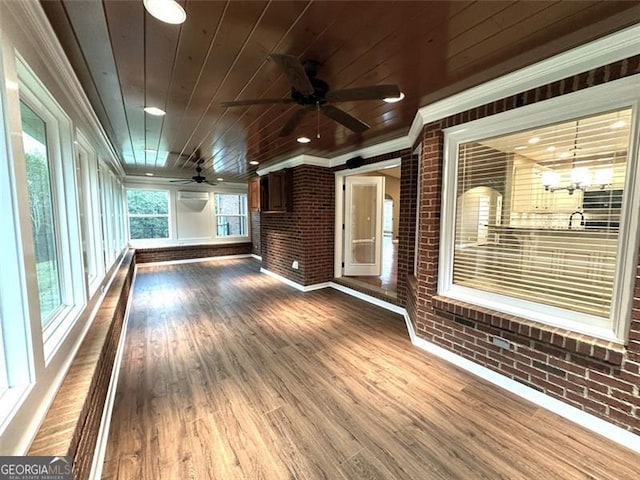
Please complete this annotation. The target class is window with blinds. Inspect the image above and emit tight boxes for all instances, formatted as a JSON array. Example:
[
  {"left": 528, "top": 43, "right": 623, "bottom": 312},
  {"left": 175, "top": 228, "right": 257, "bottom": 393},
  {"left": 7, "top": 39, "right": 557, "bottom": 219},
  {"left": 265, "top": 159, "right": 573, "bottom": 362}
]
[{"left": 452, "top": 108, "right": 632, "bottom": 321}]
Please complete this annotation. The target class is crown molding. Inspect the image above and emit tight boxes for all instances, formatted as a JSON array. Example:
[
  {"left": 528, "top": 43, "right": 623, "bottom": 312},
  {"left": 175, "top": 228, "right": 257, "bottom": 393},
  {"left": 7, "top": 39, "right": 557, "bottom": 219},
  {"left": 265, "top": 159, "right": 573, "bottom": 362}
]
[
  {"left": 328, "top": 136, "right": 411, "bottom": 168},
  {"left": 256, "top": 154, "right": 327, "bottom": 176},
  {"left": 7, "top": 0, "right": 125, "bottom": 178},
  {"left": 408, "top": 22, "right": 640, "bottom": 147}
]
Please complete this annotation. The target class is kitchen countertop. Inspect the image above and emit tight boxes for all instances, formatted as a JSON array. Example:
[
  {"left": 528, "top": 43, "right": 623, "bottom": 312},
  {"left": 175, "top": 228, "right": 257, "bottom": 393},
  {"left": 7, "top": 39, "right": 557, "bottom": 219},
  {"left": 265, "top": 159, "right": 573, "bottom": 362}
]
[{"left": 487, "top": 225, "right": 618, "bottom": 236}]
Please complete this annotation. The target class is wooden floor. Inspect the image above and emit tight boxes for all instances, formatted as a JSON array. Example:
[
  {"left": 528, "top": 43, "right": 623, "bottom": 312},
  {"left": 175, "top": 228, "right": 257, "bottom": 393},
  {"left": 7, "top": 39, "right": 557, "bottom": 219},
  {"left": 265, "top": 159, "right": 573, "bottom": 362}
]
[
  {"left": 348, "top": 236, "right": 398, "bottom": 296},
  {"left": 102, "top": 258, "right": 639, "bottom": 480}
]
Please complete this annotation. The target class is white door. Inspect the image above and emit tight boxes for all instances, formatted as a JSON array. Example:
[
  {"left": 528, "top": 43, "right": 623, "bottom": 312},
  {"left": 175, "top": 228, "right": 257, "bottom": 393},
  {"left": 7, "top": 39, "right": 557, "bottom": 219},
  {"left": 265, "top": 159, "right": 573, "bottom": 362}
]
[{"left": 344, "top": 175, "right": 384, "bottom": 276}]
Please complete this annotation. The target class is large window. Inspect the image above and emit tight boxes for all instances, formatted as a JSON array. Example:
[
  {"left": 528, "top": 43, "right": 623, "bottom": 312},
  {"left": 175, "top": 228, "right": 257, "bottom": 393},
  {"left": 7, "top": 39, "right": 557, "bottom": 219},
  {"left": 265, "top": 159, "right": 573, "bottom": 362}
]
[
  {"left": 214, "top": 193, "right": 247, "bottom": 237},
  {"left": 439, "top": 79, "right": 639, "bottom": 342},
  {"left": 127, "top": 189, "right": 170, "bottom": 239},
  {"left": 20, "top": 100, "right": 62, "bottom": 326}
]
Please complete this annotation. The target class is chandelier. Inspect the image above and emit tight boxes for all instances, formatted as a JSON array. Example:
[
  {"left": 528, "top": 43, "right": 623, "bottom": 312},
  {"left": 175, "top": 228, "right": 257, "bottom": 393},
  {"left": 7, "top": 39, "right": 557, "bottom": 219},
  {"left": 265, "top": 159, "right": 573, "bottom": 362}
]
[{"left": 541, "top": 120, "right": 612, "bottom": 195}]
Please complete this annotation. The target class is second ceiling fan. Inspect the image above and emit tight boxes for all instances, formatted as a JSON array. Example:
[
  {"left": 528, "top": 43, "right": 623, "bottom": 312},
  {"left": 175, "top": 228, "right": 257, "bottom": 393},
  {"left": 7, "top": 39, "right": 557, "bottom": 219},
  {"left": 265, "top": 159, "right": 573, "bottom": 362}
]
[{"left": 220, "top": 54, "right": 401, "bottom": 137}]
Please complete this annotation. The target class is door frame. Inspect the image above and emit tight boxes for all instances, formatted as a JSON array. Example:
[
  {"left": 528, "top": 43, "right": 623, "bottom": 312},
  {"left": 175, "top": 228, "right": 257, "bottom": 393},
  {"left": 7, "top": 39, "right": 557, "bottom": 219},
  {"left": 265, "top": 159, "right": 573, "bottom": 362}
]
[{"left": 334, "top": 158, "right": 401, "bottom": 279}]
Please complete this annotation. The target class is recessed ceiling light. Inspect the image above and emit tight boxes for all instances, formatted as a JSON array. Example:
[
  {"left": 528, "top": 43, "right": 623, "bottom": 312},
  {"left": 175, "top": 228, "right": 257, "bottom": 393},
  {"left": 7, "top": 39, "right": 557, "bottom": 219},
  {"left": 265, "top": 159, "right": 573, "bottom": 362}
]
[
  {"left": 249, "top": 160, "right": 259, "bottom": 165},
  {"left": 559, "top": 152, "right": 571, "bottom": 158},
  {"left": 216, "top": 177, "right": 224, "bottom": 182},
  {"left": 383, "top": 92, "right": 405, "bottom": 103},
  {"left": 297, "top": 136, "right": 311, "bottom": 144},
  {"left": 514, "top": 146, "right": 527, "bottom": 151},
  {"left": 610, "top": 121, "right": 625, "bottom": 129},
  {"left": 145, "top": 172, "right": 154, "bottom": 176},
  {"left": 546, "top": 146, "right": 556, "bottom": 151},
  {"left": 143, "top": 0, "right": 186, "bottom": 24},
  {"left": 144, "top": 106, "right": 166, "bottom": 116},
  {"left": 528, "top": 137, "right": 540, "bottom": 144}
]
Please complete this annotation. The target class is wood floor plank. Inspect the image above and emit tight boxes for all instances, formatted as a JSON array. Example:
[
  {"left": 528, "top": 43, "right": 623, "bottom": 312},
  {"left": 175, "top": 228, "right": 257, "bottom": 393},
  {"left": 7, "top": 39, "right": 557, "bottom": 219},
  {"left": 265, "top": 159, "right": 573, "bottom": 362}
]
[{"left": 102, "top": 258, "right": 640, "bottom": 479}]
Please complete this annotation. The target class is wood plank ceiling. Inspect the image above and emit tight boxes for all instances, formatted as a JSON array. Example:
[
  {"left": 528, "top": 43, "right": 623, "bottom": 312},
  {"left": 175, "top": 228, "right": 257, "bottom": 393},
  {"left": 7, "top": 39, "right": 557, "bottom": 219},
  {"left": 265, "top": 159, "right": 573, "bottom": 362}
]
[{"left": 41, "top": 1, "right": 639, "bottom": 183}]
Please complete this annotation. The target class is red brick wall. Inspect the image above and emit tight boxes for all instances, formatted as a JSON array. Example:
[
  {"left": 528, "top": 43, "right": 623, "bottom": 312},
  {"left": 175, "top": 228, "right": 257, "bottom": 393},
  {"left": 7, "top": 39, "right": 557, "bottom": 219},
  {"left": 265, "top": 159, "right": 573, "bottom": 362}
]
[
  {"left": 261, "top": 165, "right": 334, "bottom": 286},
  {"left": 251, "top": 212, "right": 261, "bottom": 256},
  {"left": 412, "top": 55, "right": 640, "bottom": 434},
  {"left": 135, "top": 243, "right": 251, "bottom": 264}
]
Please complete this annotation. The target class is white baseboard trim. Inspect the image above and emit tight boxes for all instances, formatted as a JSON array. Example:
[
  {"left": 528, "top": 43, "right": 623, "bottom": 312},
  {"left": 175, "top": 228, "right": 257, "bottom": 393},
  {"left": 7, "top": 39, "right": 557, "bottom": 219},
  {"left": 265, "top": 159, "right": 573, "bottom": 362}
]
[
  {"left": 251, "top": 254, "right": 262, "bottom": 261},
  {"left": 137, "top": 253, "right": 252, "bottom": 267},
  {"left": 328, "top": 282, "right": 405, "bottom": 316},
  {"left": 401, "top": 309, "right": 640, "bottom": 454},
  {"left": 259, "top": 267, "right": 329, "bottom": 292},
  {"left": 260, "top": 268, "right": 640, "bottom": 454},
  {"left": 88, "top": 269, "right": 137, "bottom": 479}
]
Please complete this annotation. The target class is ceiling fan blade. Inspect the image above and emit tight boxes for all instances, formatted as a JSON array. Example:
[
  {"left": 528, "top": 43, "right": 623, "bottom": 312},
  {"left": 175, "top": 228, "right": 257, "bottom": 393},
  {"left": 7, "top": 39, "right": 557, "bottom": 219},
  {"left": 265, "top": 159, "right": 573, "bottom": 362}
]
[
  {"left": 280, "top": 108, "right": 311, "bottom": 137},
  {"left": 326, "top": 84, "right": 401, "bottom": 103},
  {"left": 220, "top": 98, "right": 296, "bottom": 107},
  {"left": 204, "top": 180, "right": 218, "bottom": 186},
  {"left": 321, "top": 105, "right": 370, "bottom": 133},
  {"left": 270, "top": 54, "right": 314, "bottom": 95}
]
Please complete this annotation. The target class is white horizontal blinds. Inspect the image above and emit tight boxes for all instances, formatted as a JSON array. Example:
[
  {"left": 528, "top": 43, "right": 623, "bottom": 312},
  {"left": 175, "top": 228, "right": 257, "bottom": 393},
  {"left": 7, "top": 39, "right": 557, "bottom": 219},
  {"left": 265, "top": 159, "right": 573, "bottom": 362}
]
[{"left": 453, "top": 108, "right": 632, "bottom": 318}]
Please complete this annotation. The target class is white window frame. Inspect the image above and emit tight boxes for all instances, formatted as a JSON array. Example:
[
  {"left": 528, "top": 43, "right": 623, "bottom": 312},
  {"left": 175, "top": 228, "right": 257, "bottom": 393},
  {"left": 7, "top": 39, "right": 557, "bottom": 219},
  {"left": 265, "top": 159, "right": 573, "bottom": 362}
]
[
  {"left": 438, "top": 75, "right": 640, "bottom": 344},
  {"left": 17, "top": 56, "right": 86, "bottom": 363},
  {"left": 213, "top": 192, "right": 249, "bottom": 239},
  {"left": 126, "top": 187, "right": 171, "bottom": 241},
  {"left": 75, "top": 131, "right": 105, "bottom": 295}
]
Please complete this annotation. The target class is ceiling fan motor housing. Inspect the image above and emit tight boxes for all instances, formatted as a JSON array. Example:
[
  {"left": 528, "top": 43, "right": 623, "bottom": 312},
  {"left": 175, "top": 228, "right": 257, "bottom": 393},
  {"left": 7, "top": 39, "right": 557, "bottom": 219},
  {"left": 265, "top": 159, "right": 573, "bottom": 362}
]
[{"left": 291, "top": 77, "right": 329, "bottom": 106}]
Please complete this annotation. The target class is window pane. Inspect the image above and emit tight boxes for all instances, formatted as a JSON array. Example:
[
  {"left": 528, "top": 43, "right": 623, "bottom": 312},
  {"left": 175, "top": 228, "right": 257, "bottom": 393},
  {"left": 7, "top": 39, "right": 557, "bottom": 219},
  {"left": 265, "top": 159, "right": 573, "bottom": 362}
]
[
  {"left": 453, "top": 108, "right": 631, "bottom": 318},
  {"left": 216, "top": 216, "right": 246, "bottom": 236},
  {"left": 126, "top": 189, "right": 169, "bottom": 214},
  {"left": 214, "top": 193, "right": 246, "bottom": 215},
  {"left": 214, "top": 193, "right": 247, "bottom": 237},
  {"left": 21, "top": 101, "right": 62, "bottom": 325},
  {"left": 128, "top": 217, "right": 169, "bottom": 239},
  {"left": 126, "top": 189, "right": 170, "bottom": 240}
]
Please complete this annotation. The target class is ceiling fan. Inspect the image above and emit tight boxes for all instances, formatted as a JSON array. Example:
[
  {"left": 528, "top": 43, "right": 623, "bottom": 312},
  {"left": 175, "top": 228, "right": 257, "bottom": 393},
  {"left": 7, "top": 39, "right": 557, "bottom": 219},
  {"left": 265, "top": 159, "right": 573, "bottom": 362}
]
[
  {"left": 220, "top": 54, "right": 401, "bottom": 137},
  {"left": 169, "top": 149, "right": 217, "bottom": 186}
]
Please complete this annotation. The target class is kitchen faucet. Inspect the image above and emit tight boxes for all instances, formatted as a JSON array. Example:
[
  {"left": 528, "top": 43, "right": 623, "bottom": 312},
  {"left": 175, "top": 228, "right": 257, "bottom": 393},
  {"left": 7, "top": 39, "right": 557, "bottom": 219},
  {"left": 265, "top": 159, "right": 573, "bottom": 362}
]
[{"left": 568, "top": 210, "right": 584, "bottom": 229}]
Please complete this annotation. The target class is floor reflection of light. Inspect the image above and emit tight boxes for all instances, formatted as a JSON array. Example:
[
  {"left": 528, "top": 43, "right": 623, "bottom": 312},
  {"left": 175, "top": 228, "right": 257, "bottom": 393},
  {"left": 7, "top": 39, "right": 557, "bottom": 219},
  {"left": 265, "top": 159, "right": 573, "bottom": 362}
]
[{"left": 149, "top": 288, "right": 180, "bottom": 309}]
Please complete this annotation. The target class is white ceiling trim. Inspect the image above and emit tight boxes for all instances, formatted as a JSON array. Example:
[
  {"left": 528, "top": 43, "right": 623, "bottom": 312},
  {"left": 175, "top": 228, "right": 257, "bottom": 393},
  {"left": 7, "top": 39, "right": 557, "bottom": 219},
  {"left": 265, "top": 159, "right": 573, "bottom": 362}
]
[
  {"left": 256, "top": 154, "right": 327, "bottom": 176},
  {"left": 10, "top": 1, "right": 125, "bottom": 177},
  {"left": 328, "top": 136, "right": 410, "bottom": 168},
  {"left": 258, "top": 136, "right": 411, "bottom": 176},
  {"left": 407, "top": 22, "right": 640, "bottom": 147}
]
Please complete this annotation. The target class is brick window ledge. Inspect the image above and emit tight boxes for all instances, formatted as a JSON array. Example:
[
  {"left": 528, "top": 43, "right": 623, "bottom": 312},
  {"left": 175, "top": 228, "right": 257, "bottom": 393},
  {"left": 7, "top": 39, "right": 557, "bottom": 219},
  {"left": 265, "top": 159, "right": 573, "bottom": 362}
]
[{"left": 432, "top": 295, "right": 625, "bottom": 366}]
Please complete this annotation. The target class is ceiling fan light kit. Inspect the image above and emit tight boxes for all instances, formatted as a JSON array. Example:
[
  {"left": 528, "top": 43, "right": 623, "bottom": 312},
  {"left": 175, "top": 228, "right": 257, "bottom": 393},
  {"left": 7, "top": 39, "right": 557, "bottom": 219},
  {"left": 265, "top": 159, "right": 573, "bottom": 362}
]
[{"left": 220, "top": 54, "right": 401, "bottom": 137}]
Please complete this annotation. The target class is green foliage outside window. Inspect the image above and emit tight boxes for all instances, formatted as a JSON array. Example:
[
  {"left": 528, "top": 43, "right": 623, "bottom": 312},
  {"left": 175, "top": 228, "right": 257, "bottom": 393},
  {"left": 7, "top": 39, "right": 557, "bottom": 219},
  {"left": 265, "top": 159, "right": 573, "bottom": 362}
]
[
  {"left": 127, "top": 189, "right": 169, "bottom": 239},
  {"left": 21, "top": 99, "right": 62, "bottom": 325}
]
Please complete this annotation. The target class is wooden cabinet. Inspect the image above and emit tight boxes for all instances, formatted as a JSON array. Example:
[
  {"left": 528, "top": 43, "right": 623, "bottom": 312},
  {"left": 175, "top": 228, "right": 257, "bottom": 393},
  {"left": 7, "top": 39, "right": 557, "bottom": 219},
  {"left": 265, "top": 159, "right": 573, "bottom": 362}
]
[
  {"left": 511, "top": 164, "right": 551, "bottom": 212},
  {"left": 552, "top": 188, "right": 582, "bottom": 212},
  {"left": 248, "top": 177, "right": 261, "bottom": 212},
  {"left": 260, "top": 169, "right": 292, "bottom": 213}
]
